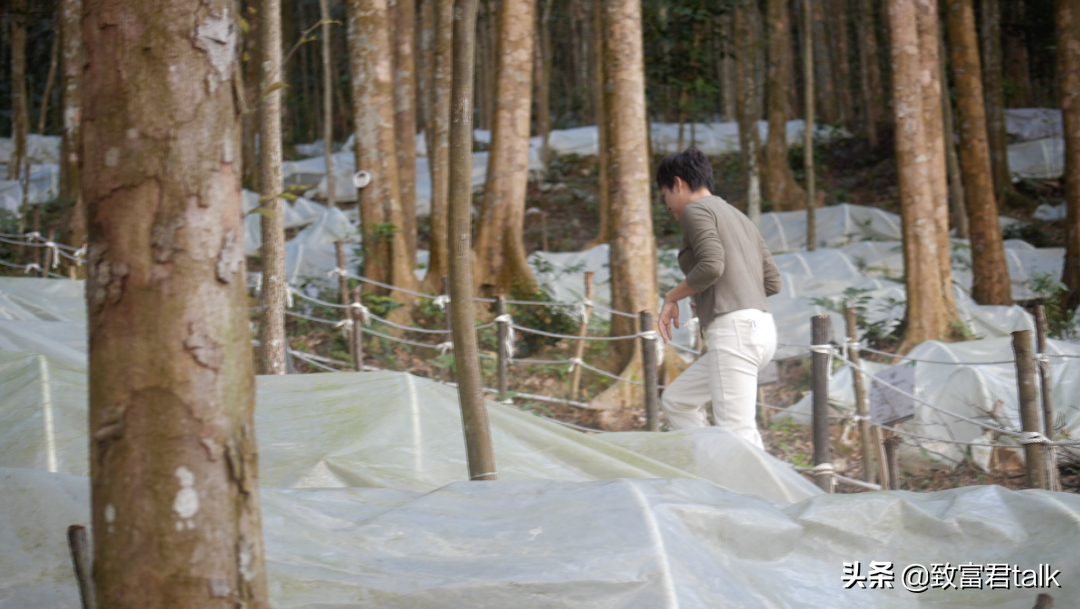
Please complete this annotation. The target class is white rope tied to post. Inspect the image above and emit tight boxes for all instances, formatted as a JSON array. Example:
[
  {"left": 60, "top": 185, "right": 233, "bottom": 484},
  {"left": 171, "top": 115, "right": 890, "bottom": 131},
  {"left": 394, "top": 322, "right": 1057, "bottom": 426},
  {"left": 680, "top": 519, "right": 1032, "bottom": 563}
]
[
  {"left": 23, "top": 262, "right": 41, "bottom": 274},
  {"left": 44, "top": 241, "right": 59, "bottom": 268},
  {"left": 808, "top": 343, "right": 836, "bottom": 374},
  {"left": 1020, "top": 431, "right": 1050, "bottom": 445},
  {"left": 333, "top": 318, "right": 353, "bottom": 331},
  {"left": 436, "top": 341, "right": 454, "bottom": 355},
  {"left": 577, "top": 299, "right": 594, "bottom": 321},
  {"left": 350, "top": 302, "right": 371, "bottom": 325},
  {"left": 327, "top": 267, "right": 348, "bottom": 279},
  {"left": 567, "top": 356, "right": 584, "bottom": 372},
  {"left": 285, "top": 286, "right": 295, "bottom": 308},
  {"left": 24, "top": 231, "right": 42, "bottom": 242},
  {"left": 494, "top": 313, "right": 515, "bottom": 361},
  {"left": 1034, "top": 353, "right": 1051, "bottom": 365},
  {"left": 433, "top": 294, "right": 450, "bottom": 310},
  {"left": 804, "top": 462, "right": 835, "bottom": 476},
  {"left": 639, "top": 329, "right": 665, "bottom": 367}
]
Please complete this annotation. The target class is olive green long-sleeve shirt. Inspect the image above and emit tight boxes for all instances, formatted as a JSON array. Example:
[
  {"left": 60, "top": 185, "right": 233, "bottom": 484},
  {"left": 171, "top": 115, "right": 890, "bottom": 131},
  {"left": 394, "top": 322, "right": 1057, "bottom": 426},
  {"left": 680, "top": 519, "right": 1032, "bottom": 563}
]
[{"left": 677, "top": 195, "right": 782, "bottom": 330}]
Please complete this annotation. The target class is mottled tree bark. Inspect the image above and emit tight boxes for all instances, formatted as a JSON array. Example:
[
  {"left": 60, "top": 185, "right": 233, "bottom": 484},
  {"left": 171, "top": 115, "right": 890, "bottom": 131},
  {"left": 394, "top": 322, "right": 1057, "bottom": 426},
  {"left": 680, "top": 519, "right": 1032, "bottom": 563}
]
[
  {"left": 7, "top": 0, "right": 29, "bottom": 181},
  {"left": 586, "top": 0, "right": 611, "bottom": 246},
  {"left": 348, "top": 0, "right": 420, "bottom": 297},
  {"left": 1057, "top": 0, "right": 1080, "bottom": 310},
  {"left": 534, "top": 0, "right": 553, "bottom": 168},
  {"left": 82, "top": 1, "right": 269, "bottom": 606},
  {"left": 587, "top": 0, "right": 658, "bottom": 430},
  {"left": 888, "top": 0, "right": 962, "bottom": 351},
  {"left": 259, "top": 0, "right": 289, "bottom": 375},
  {"left": 811, "top": 0, "right": 839, "bottom": 124},
  {"left": 856, "top": 0, "right": 885, "bottom": 148},
  {"left": 915, "top": 0, "right": 959, "bottom": 322},
  {"left": 392, "top": 0, "right": 419, "bottom": 262},
  {"left": 60, "top": 0, "right": 85, "bottom": 248},
  {"left": 764, "top": 0, "right": 807, "bottom": 210},
  {"left": 980, "top": 0, "right": 1013, "bottom": 200},
  {"left": 945, "top": 0, "right": 1012, "bottom": 305},
  {"left": 735, "top": 0, "right": 763, "bottom": 225},
  {"left": 474, "top": 0, "right": 538, "bottom": 294},
  {"left": 420, "top": 0, "right": 454, "bottom": 294}
]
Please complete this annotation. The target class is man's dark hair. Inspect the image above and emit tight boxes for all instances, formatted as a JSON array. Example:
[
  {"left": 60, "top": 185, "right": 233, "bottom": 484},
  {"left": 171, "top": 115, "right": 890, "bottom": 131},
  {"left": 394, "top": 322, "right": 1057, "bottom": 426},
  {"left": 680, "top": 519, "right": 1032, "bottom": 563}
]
[{"left": 656, "top": 147, "right": 715, "bottom": 192}]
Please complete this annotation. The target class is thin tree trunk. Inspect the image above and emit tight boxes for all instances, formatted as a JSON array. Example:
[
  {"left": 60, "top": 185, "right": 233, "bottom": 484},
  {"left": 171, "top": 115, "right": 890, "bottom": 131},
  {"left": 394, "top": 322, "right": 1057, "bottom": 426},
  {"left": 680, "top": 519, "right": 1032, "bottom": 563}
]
[
  {"left": 810, "top": 0, "right": 839, "bottom": 124},
  {"left": 241, "top": 0, "right": 261, "bottom": 190},
  {"left": 764, "top": 0, "right": 807, "bottom": 210},
  {"left": 830, "top": 1, "right": 854, "bottom": 127},
  {"left": 720, "top": 11, "right": 738, "bottom": 122},
  {"left": 7, "top": 0, "right": 29, "bottom": 181},
  {"left": 1057, "top": 0, "right": 1080, "bottom": 310},
  {"left": 259, "top": 0, "right": 289, "bottom": 375},
  {"left": 888, "top": 0, "right": 962, "bottom": 351},
  {"left": 474, "top": 0, "right": 538, "bottom": 294},
  {"left": 534, "top": 0, "right": 553, "bottom": 168},
  {"left": 348, "top": 0, "right": 420, "bottom": 297},
  {"left": 945, "top": 0, "right": 1012, "bottom": 305},
  {"left": 980, "top": 0, "right": 1012, "bottom": 200},
  {"left": 803, "top": 0, "right": 817, "bottom": 249},
  {"left": 856, "top": 0, "right": 884, "bottom": 148},
  {"left": 915, "top": 0, "right": 959, "bottom": 323},
  {"left": 588, "top": 0, "right": 658, "bottom": 430},
  {"left": 1003, "top": 1, "right": 1033, "bottom": 108},
  {"left": 392, "top": 0, "right": 419, "bottom": 263},
  {"left": 321, "top": 0, "right": 337, "bottom": 208},
  {"left": 941, "top": 67, "right": 969, "bottom": 239},
  {"left": 449, "top": 0, "right": 497, "bottom": 480},
  {"left": 59, "top": 0, "right": 85, "bottom": 248},
  {"left": 588, "top": 0, "right": 611, "bottom": 246},
  {"left": 421, "top": 0, "right": 454, "bottom": 294},
  {"left": 82, "top": 1, "right": 270, "bottom": 606},
  {"left": 735, "top": 0, "right": 763, "bottom": 225},
  {"left": 38, "top": 33, "right": 61, "bottom": 135}
]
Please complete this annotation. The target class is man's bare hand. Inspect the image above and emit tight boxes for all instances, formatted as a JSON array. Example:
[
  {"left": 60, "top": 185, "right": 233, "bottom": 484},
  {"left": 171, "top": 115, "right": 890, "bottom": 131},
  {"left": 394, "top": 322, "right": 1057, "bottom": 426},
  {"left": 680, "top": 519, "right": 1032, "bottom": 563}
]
[{"left": 658, "top": 300, "right": 680, "bottom": 343}]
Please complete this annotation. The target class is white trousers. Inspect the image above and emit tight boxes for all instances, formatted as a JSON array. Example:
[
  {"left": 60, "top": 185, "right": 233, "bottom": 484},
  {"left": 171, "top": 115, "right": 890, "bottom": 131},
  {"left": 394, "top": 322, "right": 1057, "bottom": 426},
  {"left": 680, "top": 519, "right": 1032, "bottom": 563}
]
[{"left": 661, "top": 309, "right": 777, "bottom": 449}]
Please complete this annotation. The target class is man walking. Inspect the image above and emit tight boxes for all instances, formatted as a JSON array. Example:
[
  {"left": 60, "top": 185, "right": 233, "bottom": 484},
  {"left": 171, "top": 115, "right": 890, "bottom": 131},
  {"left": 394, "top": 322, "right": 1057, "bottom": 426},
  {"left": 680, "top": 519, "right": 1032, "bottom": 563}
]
[{"left": 656, "top": 148, "right": 781, "bottom": 449}]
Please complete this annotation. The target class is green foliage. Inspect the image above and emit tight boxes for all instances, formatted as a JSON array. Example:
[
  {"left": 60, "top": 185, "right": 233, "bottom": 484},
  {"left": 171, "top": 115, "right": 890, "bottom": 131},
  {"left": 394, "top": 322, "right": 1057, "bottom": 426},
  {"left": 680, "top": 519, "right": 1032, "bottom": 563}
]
[
  {"left": 810, "top": 287, "right": 904, "bottom": 344},
  {"left": 508, "top": 284, "right": 580, "bottom": 356},
  {"left": 1028, "top": 272, "right": 1079, "bottom": 340},
  {"left": 360, "top": 294, "right": 402, "bottom": 318}
]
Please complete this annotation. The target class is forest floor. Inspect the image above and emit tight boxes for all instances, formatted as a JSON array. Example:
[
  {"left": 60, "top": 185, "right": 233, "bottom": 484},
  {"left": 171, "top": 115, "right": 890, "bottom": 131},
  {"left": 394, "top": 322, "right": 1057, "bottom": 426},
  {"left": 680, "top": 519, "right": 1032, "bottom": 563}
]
[{"left": 3, "top": 133, "right": 1077, "bottom": 494}]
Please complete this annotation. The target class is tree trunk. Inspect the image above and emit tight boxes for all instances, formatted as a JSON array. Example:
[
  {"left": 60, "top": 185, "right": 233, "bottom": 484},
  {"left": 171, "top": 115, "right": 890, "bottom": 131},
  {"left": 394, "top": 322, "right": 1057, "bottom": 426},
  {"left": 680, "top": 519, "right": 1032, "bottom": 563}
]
[
  {"left": 945, "top": 0, "right": 1012, "bottom": 305},
  {"left": 38, "top": 33, "right": 61, "bottom": 136},
  {"left": 856, "top": 0, "right": 884, "bottom": 148},
  {"left": 764, "top": 0, "right": 807, "bottom": 210},
  {"left": 720, "top": 11, "right": 738, "bottom": 122},
  {"left": 980, "top": 0, "right": 1012, "bottom": 200},
  {"left": 259, "top": 0, "right": 289, "bottom": 375},
  {"left": 830, "top": 1, "right": 854, "bottom": 127},
  {"left": 915, "top": 0, "right": 960, "bottom": 323},
  {"left": 803, "top": 0, "right": 818, "bottom": 248},
  {"left": 82, "top": 1, "right": 270, "bottom": 606},
  {"left": 587, "top": 0, "right": 612, "bottom": 246},
  {"left": 321, "top": 0, "right": 337, "bottom": 208},
  {"left": 348, "top": 0, "right": 420, "bottom": 297},
  {"left": 241, "top": 0, "right": 261, "bottom": 191},
  {"left": 449, "top": 0, "right": 498, "bottom": 480},
  {"left": 420, "top": 0, "right": 454, "bottom": 294},
  {"left": 810, "top": 0, "right": 839, "bottom": 124},
  {"left": 587, "top": 0, "right": 658, "bottom": 431},
  {"left": 392, "top": 0, "right": 419, "bottom": 263},
  {"left": 735, "top": 0, "right": 764, "bottom": 226},
  {"left": 888, "top": 0, "right": 963, "bottom": 351},
  {"left": 1057, "top": 0, "right": 1080, "bottom": 310},
  {"left": 1003, "top": 1, "right": 1033, "bottom": 108},
  {"left": 534, "top": 0, "right": 553, "bottom": 168},
  {"left": 60, "top": 0, "right": 85, "bottom": 249},
  {"left": 7, "top": 0, "right": 29, "bottom": 181},
  {"left": 474, "top": 0, "right": 538, "bottom": 294}
]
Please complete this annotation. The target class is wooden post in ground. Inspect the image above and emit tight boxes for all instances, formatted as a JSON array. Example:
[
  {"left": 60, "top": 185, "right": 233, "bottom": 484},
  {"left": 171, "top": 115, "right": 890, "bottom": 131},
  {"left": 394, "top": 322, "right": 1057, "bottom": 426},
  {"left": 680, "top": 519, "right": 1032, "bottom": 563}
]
[
  {"left": 569, "top": 271, "right": 594, "bottom": 399},
  {"left": 640, "top": 310, "right": 660, "bottom": 431},
  {"left": 350, "top": 287, "right": 365, "bottom": 371},
  {"left": 335, "top": 241, "right": 349, "bottom": 306},
  {"left": 811, "top": 314, "right": 834, "bottom": 492},
  {"left": 66, "top": 525, "right": 96, "bottom": 609},
  {"left": 442, "top": 275, "right": 452, "bottom": 332},
  {"left": 32, "top": 205, "right": 42, "bottom": 273},
  {"left": 1013, "top": 329, "right": 1050, "bottom": 490},
  {"left": 1034, "top": 304, "right": 1059, "bottom": 491},
  {"left": 42, "top": 229, "right": 56, "bottom": 278},
  {"left": 449, "top": 0, "right": 496, "bottom": 481},
  {"left": 496, "top": 295, "right": 510, "bottom": 400},
  {"left": 845, "top": 307, "right": 880, "bottom": 484},
  {"left": 883, "top": 432, "right": 902, "bottom": 490}
]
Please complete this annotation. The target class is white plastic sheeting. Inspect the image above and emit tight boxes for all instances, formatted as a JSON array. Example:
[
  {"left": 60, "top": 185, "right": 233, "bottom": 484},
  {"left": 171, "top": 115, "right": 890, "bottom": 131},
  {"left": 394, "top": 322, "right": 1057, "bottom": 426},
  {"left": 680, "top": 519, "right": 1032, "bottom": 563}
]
[
  {"left": 1008, "top": 137, "right": 1064, "bottom": 180},
  {"left": 776, "top": 337, "right": 1080, "bottom": 472},
  {"left": 0, "top": 135, "right": 62, "bottom": 165},
  {"left": 1004, "top": 108, "right": 1064, "bottom": 142},
  {"left": 0, "top": 164, "right": 60, "bottom": 211}
]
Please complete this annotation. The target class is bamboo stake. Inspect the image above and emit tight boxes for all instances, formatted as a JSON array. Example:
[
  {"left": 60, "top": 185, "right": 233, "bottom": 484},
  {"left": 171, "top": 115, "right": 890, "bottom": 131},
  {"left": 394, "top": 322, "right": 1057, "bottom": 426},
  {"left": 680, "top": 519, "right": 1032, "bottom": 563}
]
[
  {"left": 640, "top": 310, "right": 659, "bottom": 431},
  {"left": 845, "top": 307, "right": 880, "bottom": 484},
  {"left": 449, "top": 0, "right": 496, "bottom": 481},
  {"left": 496, "top": 296, "right": 509, "bottom": 400},
  {"left": 67, "top": 525, "right": 96, "bottom": 609},
  {"left": 569, "top": 271, "right": 594, "bottom": 400},
  {"left": 811, "top": 314, "right": 833, "bottom": 492},
  {"left": 1033, "top": 304, "right": 1058, "bottom": 491},
  {"left": 335, "top": 241, "right": 349, "bottom": 306},
  {"left": 350, "top": 286, "right": 364, "bottom": 371},
  {"left": 38, "top": 33, "right": 61, "bottom": 135},
  {"left": 320, "top": 0, "right": 337, "bottom": 209},
  {"left": 1013, "top": 330, "right": 1050, "bottom": 490}
]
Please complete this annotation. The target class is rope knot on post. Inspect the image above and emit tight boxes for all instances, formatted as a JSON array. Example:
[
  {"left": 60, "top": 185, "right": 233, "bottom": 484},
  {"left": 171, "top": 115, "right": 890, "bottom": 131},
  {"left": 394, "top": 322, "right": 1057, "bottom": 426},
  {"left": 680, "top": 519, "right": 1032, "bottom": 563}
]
[
  {"left": 436, "top": 341, "right": 454, "bottom": 355},
  {"left": 44, "top": 242, "right": 59, "bottom": 268},
  {"left": 494, "top": 313, "right": 515, "bottom": 362},
  {"left": 433, "top": 294, "right": 451, "bottom": 310},
  {"left": 1020, "top": 431, "right": 1050, "bottom": 445},
  {"left": 806, "top": 462, "right": 835, "bottom": 476},
  {"left": 567, "top": 356, "right": 584, "bottom": 372},
  {"left": 327, "top": 267, "right": 348, "bottom": 278},
  {"left": 349, "top": 302, "right": 371, "bottom": 325},
  {"left": 23, "top": 262, "right": 41, "bottom": 274}
]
